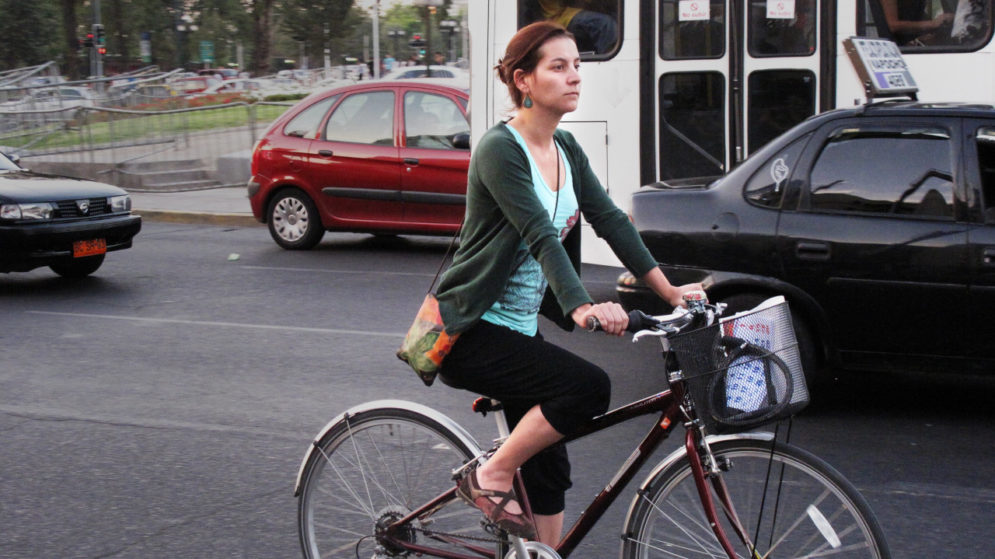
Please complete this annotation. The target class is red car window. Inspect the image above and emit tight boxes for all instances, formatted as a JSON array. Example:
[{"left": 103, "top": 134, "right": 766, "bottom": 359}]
[{"left": 324, "top": 91, "right": 395, "bottom": 145}]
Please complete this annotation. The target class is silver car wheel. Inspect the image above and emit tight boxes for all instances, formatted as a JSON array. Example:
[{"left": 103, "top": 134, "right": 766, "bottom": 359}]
[{"left": 272, "top": 195, "right": 309, "bottom": 242}]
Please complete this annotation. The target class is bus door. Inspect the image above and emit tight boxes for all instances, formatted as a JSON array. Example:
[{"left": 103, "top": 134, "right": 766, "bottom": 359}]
[{"left": 656, "top": 0, "right": 823, "bottom": 181}]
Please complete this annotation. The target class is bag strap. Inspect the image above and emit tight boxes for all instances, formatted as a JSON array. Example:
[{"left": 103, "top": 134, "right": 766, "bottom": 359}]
[{"left": 427, "top": 222, "right": 462, "bottom": 294}]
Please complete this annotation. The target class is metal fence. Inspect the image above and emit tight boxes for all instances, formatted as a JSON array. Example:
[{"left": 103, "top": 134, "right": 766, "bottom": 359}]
[{"left": 0, "top": 101, "right": 292, "bottom": 191}]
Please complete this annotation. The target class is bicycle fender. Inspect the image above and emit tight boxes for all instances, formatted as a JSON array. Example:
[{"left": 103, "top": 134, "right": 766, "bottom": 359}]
[
  {"left": 293, "top": 399, "right": 484, "bottom": 496},
  {"left": 620, "top": 432, "right": 776, "bottom": 529}
]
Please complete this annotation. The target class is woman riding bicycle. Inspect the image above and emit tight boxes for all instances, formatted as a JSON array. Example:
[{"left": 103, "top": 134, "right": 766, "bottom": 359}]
[{"left": 435, "top": 21, "right": 701, "bottom": 545}]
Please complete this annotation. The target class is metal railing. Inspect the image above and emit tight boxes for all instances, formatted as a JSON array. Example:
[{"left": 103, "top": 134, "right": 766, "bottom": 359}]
[{"left": 0, "top": 101, "right": 292, "bottom": 191}]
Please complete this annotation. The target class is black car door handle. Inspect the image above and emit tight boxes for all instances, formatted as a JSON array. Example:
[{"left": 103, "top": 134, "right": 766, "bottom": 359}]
[
  {"left": 404, "top": 158, "right": 419, "bottom": 165},
  {"left": 983, "top": 247, "right": 995, "bottom": 268},
  {"left": 795, "top": 241, "right": 830, "bottom": 260},
  {"left": 317, "top": 149, "right": 333, "bottom": 157}
]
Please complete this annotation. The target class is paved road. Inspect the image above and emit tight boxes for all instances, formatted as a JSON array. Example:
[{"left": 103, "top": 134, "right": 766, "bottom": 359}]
[{"left": 1, "top": 222, "right": 993, "bottom": 558}]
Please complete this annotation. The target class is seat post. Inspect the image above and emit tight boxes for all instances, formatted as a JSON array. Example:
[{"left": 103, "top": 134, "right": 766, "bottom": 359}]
[{"left": 494, "top": 405, "right": 511, "bottom": 439}]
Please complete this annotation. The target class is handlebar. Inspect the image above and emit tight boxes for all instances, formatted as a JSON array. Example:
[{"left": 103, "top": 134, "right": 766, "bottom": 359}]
[{"left": 585, "top": 291, "right": 721, "bottom": 337}]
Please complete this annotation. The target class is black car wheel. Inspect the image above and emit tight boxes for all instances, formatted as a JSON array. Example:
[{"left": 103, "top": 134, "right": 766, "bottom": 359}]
[
  {"left": 719, "top": 293, "right": 820, "bottom": 386},
  {"left": 267, "top": 189, "right": 325, "bottom": 250},
  {"left": 50, "top": 254, "right": 105, "bottom": 278}
]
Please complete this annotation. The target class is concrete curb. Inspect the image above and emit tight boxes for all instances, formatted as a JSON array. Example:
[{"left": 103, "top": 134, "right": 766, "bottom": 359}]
[{"left": 136, "top": 210, "right": 261, "bottom": 228}]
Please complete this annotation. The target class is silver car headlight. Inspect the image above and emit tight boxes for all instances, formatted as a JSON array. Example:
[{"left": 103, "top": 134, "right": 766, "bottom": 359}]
[
  {"left": 0, "top": 202, "right": 53, "bottom": 220},
  {"left": 108, "top": 194, "right": 131, "bottom": 213}
]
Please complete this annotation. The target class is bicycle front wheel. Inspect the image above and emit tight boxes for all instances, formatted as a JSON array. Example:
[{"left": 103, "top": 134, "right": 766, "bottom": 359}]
[
  {"left": 298, "top": 407, "right": 500, "bottom": 558},
  {"left": 622, "top": 437, "right": 890, "bottom": 559}
]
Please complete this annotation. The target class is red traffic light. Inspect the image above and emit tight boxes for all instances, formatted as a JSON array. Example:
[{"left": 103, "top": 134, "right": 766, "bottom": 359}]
[{"left": 97, "top": 47, "right": 107, "bottom": 55}]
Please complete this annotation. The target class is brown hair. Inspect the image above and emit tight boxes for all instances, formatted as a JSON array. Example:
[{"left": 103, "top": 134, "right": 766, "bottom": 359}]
[{"left": 495, "top": 21, "right": 575, "bottom": 108}]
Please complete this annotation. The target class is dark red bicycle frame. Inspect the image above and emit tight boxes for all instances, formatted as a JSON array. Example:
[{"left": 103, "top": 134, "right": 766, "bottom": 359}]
[{"left": 382, "top": 378, "right": 748, "bottom": 558}]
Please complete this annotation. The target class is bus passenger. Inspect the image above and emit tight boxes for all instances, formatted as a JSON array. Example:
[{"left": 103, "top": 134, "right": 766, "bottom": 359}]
[
  {"left": 881, "top": 0, "right": 955, "bottom": 45},
  {"left": 436, "top": 21, "right": 701, "bottom": 545},
  {"left": 533, "top": 0, "right": 619, "bottom": 54}
]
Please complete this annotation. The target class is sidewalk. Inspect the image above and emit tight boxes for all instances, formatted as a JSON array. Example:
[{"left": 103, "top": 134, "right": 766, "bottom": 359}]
[{"left": 129, "top": 186, "right": 260, "bottom": 227}]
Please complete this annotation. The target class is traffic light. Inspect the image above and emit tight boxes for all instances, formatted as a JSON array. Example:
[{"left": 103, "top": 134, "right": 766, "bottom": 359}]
[
  {"left": 409, "top": 34, "right": 426, "bottom": 48},
  {"left": 83, "top": 33, "right": 94, "bottom": 48},
  {"left": 93, "top": 24, "right": 106, "bottom": 55}
]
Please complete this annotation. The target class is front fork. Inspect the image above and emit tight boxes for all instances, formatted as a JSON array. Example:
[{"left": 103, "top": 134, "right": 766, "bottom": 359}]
[{"left": 685, "top": 423, "right": 761, "bottom": 559}]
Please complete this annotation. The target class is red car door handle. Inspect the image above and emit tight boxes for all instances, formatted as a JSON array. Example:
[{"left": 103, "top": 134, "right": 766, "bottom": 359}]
[
  {"left": 318, "top": 150, "right": 333, "bottom": 157},
  {"left": 404, "top": 158, "right": 419, "bottom": 165}
]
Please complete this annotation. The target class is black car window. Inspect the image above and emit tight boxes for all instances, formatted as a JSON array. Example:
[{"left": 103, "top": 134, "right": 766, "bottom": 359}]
[
  {"left": 745, "top": 133, "right": 810, "bottom": 208},
  {"left": 809, "top": 125, "right": 954, "bottom": 218},
  {"left": 976, "top": 126, "right": 995, "bottom": 223},
  {"left": 404, "top": 91, "right": 469, "bottom": 149},
  {"left": 325, "top": 91, "right": 395, "bottom": 145},
  {"left": 284, "top": 95, "right": 339, "bottom": 139}
]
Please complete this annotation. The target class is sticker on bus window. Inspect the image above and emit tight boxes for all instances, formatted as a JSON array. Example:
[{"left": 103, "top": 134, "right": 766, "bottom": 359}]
[
  {"left": 767, "top": 0, "right": 795, "bottom": 19},
  {"left": 678, "top": 0, "right": 710, "bottom": 21}
]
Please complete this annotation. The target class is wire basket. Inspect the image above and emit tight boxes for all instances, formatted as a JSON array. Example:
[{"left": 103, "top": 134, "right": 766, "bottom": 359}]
[{"left": 669, "top": 297, "right": 810, "bottom": 433}]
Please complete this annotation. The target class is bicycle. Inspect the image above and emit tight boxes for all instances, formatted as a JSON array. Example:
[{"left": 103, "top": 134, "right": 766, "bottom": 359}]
[{"left": 294, "top": 294, "right": 890, "bottom": 558}]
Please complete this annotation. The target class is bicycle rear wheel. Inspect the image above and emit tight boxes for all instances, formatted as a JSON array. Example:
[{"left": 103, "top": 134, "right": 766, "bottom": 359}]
[
  {"left": 298, "top": 407, "right": 501, "bottom": 558},
  {"left": 622, "top": 437, "right": 890, "bottom": 558}
]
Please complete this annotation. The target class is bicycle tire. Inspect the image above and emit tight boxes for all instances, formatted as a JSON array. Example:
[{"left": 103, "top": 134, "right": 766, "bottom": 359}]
[
  {"left": 298, "top": 407, "right": 502, "bottom": 558},
  {"left": 621, "top": 437, "right": 890, "bottom": 559}
]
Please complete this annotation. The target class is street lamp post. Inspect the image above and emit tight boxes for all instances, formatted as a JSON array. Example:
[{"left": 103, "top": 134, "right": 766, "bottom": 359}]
[
  {"left": 387, "top": 29, "right": 406, "bottom": 63},
  {"left": 439, "top": 20, "right": 458, "bottom": 63},
  {"left": 175, "top": 13, "right": 198, "bottom": 70},
  {"left": 412, "top": 0, "right": 443, "bottom": 75}
]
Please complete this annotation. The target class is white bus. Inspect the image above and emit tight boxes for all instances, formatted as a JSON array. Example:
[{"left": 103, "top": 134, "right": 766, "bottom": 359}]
[{"left": 468, "top": 0, "right": 993, "bottom": 264}]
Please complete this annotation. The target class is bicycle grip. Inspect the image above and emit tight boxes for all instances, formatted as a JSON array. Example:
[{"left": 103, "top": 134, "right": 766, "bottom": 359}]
[{"left": 586, "top": 310, "right": 657, "bottom": 333}]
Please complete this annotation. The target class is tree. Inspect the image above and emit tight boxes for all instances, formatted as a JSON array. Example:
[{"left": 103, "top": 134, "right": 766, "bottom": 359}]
[
  {"left": 0, "top": 0, "right": 60, "bottom": 70},
  {"left": 278, "top": 0, "right": 355, "bottom": 68},
  {"left": 60, "top": 0, "right": 83, "bottom": 79},
  {"left": 246, "top": 0, "right": 276, "bottom": 74}
]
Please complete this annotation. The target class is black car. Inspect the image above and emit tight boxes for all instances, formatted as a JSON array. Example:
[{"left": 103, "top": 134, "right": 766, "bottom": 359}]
[
  {"left": 618, "top": 101, "right": 995, "bottom": 380},
  {"left": 0, "top": 151, "right": 141, "bottom": 277}
]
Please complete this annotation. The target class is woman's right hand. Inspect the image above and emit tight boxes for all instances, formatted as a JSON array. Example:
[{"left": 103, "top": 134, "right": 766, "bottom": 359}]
[{"left": 571, "top": 302, "right": 629, "bottom": 336}]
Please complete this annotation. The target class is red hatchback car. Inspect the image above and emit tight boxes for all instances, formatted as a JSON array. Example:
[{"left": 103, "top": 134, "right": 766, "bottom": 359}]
[{"left": 248, "top": 81, "right": 470, "bottom": 249}]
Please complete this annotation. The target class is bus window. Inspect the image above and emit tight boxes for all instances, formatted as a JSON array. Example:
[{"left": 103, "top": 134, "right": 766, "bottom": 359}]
[
  {"left": 660, "top": 0, "right": 726, "bottom": 59},
  {"left": 747, "top": 70, "right": 816, "bottom": 152},
  {"left": 659, "top": 72, "right": 726, "bottom": 179},
  {"left": 748, "top": 0, "right": 817, "bottom": 56},
  {"left": 518, "top": 0, "right": 622, "bottom": 58},
  {"left": 859, "top": 0, "right": 992, "bottom": 52}
]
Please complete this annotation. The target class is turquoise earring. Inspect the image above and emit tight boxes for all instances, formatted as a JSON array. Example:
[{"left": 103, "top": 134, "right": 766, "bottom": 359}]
[{"left": 523, "top": 95, "right": 533, "bottom": 109}]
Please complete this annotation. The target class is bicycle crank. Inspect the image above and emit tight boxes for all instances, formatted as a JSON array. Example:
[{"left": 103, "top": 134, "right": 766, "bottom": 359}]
[{"left": 503, "top": 540, "right": 561, "bottom": 558}]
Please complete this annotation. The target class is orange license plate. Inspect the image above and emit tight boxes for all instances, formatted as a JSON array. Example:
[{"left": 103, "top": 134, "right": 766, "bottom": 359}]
[{"left": 73, "top": 238, "right": 106, "bottom": 258}]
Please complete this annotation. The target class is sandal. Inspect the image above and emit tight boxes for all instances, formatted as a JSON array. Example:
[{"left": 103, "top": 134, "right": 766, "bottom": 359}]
[{"left": 456, "top": 469, "right": 537, "bottom": 540}]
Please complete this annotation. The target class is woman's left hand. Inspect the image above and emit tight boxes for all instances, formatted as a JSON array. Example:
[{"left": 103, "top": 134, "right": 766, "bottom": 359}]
[
  {"left": 666, "top": 283, "right": 705, "bottom": 309},
  {"left": 571, "top": 302, "right": 630, "bottom": 336}
]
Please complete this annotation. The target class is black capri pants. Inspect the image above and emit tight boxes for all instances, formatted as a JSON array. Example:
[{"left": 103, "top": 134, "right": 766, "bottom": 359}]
[{"left": 439, "top": 319, "right": 611, "bottom": 515}]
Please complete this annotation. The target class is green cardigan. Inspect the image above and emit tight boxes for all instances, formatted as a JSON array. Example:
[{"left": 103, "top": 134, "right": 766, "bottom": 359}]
[{"left": 436, "top": 122, "right": 658, "bottom": 334}]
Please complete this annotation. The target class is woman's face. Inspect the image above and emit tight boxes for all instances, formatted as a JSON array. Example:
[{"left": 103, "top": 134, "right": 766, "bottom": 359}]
[{"left": 521, "top": 36, "right": 581, "bottom": 115}]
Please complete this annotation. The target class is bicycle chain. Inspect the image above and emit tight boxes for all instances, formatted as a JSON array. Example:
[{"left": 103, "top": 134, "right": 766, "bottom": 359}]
[{"left": 409, "top": 521, "right": 506, "bottom": 545}]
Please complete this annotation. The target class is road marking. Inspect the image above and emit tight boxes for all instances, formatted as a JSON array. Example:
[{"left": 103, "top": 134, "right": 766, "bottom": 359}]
[
  {"left": 25, "top": 310, "right": 403, "bottom": 338},
  {"left": 0, "top": 403, "right": 303, "bottom": 440},
  {"left": 240, "top": 265, "right": 436, "bottom": 277},
  {"left": 239, "top": 265, "right": 619, "bottom": 284},
  {"left": 864, "top": 481, "right": 995, "bottom": 505}
]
